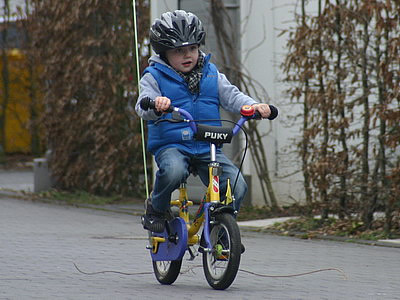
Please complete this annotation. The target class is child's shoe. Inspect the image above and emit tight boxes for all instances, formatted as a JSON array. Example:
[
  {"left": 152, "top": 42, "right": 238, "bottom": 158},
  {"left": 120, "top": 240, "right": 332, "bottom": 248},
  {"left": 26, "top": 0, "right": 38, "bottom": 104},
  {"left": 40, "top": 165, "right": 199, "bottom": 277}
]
[{"left": 141, "top": 199, "right": 166, "bottom": 233}]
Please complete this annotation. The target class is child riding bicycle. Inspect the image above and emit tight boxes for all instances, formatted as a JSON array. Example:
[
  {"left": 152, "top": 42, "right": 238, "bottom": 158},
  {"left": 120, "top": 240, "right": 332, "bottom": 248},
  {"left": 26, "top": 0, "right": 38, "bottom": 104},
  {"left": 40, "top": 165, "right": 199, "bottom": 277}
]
[{"left": 135, "top": 10, "right": 272, "bottom": 239}]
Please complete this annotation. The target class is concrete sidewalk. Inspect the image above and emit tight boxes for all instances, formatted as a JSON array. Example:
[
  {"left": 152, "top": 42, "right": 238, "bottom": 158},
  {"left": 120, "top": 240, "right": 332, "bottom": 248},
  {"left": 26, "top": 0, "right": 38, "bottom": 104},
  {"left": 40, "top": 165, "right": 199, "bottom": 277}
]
[
  {"left": 1, "top": 168, "right": 399, "bottom": 247},
  {"left": 0, "top": 169, "right": 34, "bottom": 192}
]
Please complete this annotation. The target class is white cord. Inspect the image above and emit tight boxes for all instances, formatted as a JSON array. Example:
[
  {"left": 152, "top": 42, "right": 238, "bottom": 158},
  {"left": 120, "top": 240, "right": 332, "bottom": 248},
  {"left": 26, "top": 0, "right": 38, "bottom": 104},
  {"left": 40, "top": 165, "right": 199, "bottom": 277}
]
[{"left": 132, "top": 0, "right": 149, "bottom": 198}]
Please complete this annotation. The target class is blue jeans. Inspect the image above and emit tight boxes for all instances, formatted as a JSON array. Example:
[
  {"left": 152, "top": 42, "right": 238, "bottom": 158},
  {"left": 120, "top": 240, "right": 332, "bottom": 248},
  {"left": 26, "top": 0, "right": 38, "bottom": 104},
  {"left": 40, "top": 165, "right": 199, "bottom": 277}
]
[{"left": 151, "top": 147, "right": 248, "bottom": 213}]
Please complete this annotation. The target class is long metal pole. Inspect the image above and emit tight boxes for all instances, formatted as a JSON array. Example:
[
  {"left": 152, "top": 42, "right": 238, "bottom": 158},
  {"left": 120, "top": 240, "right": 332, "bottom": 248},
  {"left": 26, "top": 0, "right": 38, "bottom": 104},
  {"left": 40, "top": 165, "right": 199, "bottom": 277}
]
[{"left": 132, "top": 0, "right": 149, "bottom": 198}]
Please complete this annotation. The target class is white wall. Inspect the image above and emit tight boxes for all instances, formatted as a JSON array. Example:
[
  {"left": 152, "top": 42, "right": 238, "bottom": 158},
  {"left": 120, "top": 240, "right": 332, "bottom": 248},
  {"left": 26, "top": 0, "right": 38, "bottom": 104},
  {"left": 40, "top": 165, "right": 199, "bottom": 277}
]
[
  {"left": 151, "top": 0, "right": 178, "bottom": 21},
  {"left": 239, "top": 0, "right": 309, "bottom": 206}
]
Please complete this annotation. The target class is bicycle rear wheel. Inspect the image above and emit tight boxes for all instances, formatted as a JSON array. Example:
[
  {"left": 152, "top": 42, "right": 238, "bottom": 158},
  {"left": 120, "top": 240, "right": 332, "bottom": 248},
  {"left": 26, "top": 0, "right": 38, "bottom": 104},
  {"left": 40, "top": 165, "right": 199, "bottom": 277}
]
[
  {"left": 152, "top": 259, "right": 182, "bottom": 285},
  {"left": 202, "top": 213, "right": 241, "bottom": 290}
]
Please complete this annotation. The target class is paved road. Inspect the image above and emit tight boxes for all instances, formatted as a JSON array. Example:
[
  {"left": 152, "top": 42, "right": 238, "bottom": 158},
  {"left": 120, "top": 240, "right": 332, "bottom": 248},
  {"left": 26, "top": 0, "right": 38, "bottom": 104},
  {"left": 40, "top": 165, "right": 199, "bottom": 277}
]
[{"left": 1, "top": 197, "right": 399, "bottom": 300}]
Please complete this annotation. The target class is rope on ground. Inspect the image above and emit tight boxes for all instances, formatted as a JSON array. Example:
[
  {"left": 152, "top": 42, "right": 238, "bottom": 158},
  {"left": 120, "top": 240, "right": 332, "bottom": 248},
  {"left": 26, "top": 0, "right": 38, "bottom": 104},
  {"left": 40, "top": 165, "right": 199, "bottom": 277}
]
[
  {"left": 73, "top": 263, "right": 153, "bottom": 276},
  {"left": 239, "top": 267, "right": 348, "bottom": 280},
  {"left": 73, "top": 262, "right": 347, "bottom": 280}
]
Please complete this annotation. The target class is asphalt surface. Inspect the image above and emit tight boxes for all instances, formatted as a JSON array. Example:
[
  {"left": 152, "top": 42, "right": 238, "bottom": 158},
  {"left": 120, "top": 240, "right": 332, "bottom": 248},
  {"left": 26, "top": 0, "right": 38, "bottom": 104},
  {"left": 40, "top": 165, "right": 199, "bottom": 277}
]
[
  {"left": 1, "top": 196, "right": 400, "bottom": 299},
  {"left": 1, "top": 169, "right": 400, "bottom": 299}
]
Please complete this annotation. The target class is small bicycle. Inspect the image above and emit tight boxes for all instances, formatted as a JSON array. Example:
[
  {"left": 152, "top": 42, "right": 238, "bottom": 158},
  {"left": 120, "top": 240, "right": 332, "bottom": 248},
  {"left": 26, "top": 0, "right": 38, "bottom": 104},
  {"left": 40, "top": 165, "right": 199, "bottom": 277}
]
[{"left": 140, "top": 98, "right": 278, "bottom": 290}]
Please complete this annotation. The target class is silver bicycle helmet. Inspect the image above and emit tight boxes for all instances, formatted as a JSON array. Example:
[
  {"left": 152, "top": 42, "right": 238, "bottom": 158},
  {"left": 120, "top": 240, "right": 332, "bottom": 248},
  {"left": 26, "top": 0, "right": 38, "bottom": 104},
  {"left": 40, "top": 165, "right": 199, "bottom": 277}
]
[{"left": 150, "top": 10, "right": 206, "bottom": 54}]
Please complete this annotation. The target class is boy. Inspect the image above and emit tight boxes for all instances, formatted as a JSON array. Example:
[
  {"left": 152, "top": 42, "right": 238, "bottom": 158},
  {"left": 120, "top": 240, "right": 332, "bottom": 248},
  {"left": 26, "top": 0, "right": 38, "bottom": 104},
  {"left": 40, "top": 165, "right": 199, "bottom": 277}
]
[{"left": 136, "top": 10, "right": 272, "bottom": 235}]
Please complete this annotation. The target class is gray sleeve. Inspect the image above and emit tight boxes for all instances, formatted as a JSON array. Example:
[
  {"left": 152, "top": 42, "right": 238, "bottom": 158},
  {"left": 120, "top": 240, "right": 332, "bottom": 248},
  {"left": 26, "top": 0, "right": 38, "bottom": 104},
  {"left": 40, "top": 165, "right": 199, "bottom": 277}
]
[
  {"left": 135, "top": 73, "right": 162, "bottom": 120},
  {"left": 218, "top": 71, "right": 258, "bottom": 113}
]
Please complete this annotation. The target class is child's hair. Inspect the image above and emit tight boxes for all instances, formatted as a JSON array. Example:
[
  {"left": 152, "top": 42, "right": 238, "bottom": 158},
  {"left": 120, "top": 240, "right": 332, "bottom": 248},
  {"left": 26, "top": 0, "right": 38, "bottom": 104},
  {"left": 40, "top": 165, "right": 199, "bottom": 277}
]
[{"left": 150, "top": 10, "right": 205, "bottom": 54}]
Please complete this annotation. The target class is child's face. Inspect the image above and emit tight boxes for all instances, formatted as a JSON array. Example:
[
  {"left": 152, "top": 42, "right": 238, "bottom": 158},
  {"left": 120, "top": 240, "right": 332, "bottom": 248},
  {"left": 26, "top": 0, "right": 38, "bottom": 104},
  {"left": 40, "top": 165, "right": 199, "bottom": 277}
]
[{"left": 165, "top": 45, "right": 199, "bottom": 73}]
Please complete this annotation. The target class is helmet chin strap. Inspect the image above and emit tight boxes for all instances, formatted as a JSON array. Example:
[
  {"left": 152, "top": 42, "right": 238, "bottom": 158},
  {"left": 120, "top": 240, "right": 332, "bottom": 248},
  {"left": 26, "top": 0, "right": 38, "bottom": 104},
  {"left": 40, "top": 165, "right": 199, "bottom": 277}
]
[
  {"left": 159, "top": 52, "right": 168, "bottom": 63},
  {"left": 132, "top": 0, "right": 149, "bottom": 199}
]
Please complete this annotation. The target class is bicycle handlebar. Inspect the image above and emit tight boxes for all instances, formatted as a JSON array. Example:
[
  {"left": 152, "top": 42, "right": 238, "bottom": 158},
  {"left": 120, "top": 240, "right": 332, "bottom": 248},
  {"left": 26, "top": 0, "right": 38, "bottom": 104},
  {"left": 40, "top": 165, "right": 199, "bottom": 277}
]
[
  {"left": 140, "top": 97, "right": 278, "bottom": 136},
  {"left": 140, "top": 97, "right": 278, "bottom": 120}
]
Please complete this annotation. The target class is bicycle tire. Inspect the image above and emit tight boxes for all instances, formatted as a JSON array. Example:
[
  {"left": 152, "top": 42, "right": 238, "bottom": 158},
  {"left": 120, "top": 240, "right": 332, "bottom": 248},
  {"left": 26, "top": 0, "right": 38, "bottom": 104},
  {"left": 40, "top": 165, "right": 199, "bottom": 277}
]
[
  {"left": 202, "top": 213, "right": 241, "bottom": 290},
  {"left": 152, "top": 259, "right": 182, "bottom": 285}
]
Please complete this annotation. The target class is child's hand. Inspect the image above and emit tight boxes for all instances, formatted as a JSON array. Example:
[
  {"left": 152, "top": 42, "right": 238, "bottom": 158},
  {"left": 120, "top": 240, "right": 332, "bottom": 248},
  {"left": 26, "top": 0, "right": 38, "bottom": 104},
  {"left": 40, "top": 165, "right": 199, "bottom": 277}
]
[
  {"left": 155, "top": 96, "right": 171, "bottom": 113},
  {"left": 252, "top": 103, "right": 271, "bottom": 119}
]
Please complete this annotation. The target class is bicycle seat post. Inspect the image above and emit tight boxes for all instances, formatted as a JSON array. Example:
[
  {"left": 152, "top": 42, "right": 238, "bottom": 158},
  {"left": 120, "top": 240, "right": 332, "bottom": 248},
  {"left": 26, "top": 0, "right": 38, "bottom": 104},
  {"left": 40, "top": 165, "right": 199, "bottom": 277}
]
[{"left": 210, "top": 143, "right": 217, "bottom": 162}]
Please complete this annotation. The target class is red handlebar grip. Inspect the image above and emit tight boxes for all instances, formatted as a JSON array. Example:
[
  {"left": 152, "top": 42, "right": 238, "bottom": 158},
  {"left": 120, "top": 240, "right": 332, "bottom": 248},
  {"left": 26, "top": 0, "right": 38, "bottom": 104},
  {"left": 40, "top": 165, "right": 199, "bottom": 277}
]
[{"left": 240, "top": 105, "right": 255, "bottom": 117}]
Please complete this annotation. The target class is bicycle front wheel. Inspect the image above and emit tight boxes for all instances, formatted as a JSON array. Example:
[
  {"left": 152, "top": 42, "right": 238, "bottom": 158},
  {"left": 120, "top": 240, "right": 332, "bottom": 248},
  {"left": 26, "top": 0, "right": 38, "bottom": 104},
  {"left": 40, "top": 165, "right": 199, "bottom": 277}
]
[
  {"left": 202, "top": 213, "right": 241, "bottom": 290},
  {"left": 152, "top": 259, "right": 182, "bottom": 285}
]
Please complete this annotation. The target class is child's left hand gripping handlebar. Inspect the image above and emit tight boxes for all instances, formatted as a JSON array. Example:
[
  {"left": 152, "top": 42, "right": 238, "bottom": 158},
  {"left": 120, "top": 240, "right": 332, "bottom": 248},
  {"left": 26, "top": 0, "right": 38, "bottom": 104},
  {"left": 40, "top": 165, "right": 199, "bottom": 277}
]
[{"left": 240, "top": 104, "right": 278, "bottom": 120}]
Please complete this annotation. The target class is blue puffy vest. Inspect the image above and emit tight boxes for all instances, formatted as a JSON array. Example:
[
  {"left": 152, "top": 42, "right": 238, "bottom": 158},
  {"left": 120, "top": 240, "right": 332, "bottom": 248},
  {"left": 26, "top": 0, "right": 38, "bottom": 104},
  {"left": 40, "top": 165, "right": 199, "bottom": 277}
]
[{"left": 143, "top": 55, "right": 221, "bottom": 156}]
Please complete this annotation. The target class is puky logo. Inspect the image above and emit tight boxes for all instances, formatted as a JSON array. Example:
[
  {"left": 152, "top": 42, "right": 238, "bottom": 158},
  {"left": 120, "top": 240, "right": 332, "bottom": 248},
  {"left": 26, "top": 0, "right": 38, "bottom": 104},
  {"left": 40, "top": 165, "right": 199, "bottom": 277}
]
[{"left": 204, "top": 132, "right": 229, "bottom": 140}]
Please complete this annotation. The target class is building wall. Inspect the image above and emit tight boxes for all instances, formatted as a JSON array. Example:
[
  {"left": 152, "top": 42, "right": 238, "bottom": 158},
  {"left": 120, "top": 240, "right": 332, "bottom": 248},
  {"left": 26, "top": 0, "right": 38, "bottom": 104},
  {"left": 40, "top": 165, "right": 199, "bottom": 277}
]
[{"left": 239, "top": 0, "right": 304, "bottom": 206}]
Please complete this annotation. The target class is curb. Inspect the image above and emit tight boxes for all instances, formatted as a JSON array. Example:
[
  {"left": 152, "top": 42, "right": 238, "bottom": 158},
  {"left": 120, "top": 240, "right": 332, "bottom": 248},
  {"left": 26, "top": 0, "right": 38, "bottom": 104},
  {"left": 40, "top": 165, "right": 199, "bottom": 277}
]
[
  {"left": 0, "top": 189, "right": 145, "bottom": 216},
  {"left": 239, "top": 226, "right": 400, "bottom": 249}
]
